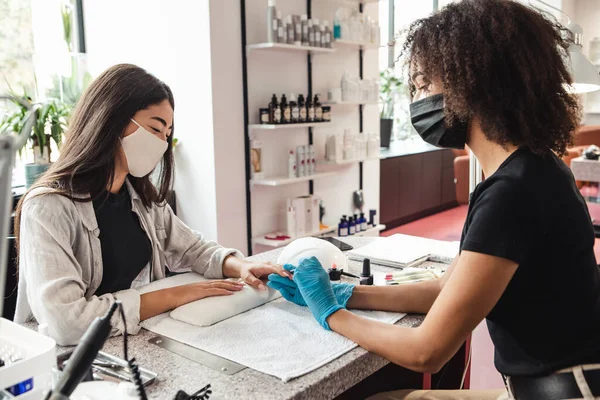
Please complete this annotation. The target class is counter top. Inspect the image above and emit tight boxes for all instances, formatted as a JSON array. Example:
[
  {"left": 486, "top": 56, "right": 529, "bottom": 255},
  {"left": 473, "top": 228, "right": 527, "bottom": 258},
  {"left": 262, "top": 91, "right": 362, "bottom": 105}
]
[
  {"left": 41, "top": 237, "right": 443, "bottom": 400},
  {"left": 379, "top": 137, "right": 441, "bottom": 159}
]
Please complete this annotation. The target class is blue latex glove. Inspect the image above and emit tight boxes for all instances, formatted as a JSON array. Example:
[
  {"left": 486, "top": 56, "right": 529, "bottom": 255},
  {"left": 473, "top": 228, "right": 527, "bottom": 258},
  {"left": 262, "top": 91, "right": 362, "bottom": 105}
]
[
  {"left": 293, "top": 256, "right": 344, "bottom": 330},
  {"left": 267, "top": 264, "right": 307, "bottom": 306},
  {"left": 268, "top": 268, "right": 354, "bottom": 308}
]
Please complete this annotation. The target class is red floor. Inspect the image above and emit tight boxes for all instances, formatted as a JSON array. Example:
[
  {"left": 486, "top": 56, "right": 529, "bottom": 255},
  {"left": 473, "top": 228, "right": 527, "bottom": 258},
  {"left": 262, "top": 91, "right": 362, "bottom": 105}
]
[{"left": 381, "top": 204, "right": 600, "bottom": 390}]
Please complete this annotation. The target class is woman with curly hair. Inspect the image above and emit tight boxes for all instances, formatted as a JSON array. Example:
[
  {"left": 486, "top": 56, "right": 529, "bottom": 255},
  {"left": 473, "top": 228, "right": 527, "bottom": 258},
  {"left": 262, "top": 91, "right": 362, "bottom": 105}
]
[{"left": 268, "top": 0, "right": 600, "bottom": 398}]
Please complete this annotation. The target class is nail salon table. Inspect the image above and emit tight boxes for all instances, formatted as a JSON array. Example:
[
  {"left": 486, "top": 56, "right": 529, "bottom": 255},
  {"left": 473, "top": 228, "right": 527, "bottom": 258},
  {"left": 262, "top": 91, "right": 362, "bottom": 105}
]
[{"left": 25, "top": 236, "right": 471, "bottom": 399}]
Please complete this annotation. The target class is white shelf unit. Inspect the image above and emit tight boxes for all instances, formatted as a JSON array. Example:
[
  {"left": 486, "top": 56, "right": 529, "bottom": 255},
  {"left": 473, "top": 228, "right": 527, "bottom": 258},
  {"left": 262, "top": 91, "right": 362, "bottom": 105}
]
[
  {"left": 251, "top": 171, "right": 338, "bottom": 187},
  {"left": 253, "top": 226, "right": 337, "bottom": 248},
  {"left": 253, "top": 224, "right": 386, "bottom": 248},
  {"left": 247, "top": 42, "right": 336, "bottom": 55},
  {"left": 334, "top": 39, "right": 380, "bottom": 50},
  {"left": 321, "top": 157, "right": 381, "bottom": 166},
  {"left": 323, "top": 100, "right": 379, "bottom": 106},
  {"left": 249, "top": 122, "right": 332, "bottom": 131},
  {"left": 352, "top": 224, "right": 386, "bottom": 237}
]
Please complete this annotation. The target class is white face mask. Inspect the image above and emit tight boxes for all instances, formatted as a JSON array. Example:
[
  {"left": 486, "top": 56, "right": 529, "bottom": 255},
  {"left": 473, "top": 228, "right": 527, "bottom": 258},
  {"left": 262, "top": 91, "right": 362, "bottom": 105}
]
[{"left": 121, "top": 118, "right": 169, "bottom": 177}]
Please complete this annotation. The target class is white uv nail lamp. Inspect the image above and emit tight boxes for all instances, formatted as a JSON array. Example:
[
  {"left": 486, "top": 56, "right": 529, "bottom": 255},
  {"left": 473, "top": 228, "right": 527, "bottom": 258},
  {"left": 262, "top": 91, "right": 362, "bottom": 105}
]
[{"left": 277, "top": 237, "right": 349, "bottom": 271}]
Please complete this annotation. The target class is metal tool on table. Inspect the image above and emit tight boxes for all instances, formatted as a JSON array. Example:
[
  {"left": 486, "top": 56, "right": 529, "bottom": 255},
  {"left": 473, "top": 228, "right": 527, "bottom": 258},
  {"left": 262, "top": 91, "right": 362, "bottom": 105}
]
[{"left": 148, "top": 336, "right": 246, "bottom": 376}]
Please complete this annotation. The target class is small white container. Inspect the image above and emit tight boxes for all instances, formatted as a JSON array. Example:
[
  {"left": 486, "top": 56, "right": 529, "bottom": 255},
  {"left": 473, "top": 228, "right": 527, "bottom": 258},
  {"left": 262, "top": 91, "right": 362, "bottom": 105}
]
[
  {"left": 288, "top": 150, "right": 296, "bottom": 178},
  {"left": 296, "top": 145, "right": 306, "bottom": 177}
]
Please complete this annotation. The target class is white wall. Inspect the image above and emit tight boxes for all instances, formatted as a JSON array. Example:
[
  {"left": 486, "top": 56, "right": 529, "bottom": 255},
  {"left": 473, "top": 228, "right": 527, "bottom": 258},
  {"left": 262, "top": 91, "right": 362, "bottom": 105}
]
[
  {"left": 83, "top": 0, "right": 220, "bottom": 242},
  {"left": 209, "top": 0, "right": 249, "bottom": 254}
]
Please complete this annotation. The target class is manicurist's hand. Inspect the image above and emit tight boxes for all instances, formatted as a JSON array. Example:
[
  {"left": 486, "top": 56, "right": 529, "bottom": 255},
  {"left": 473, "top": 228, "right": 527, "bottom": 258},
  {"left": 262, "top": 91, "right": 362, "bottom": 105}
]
[
  {"left": 294, "top": 257, "right": 344, "bottom": 330},
  {"left": 222, "top": 255, "right": 292, "bottom": 291},
  {"left": 268, "top": 264, "right": 355, "bottom": 308}
]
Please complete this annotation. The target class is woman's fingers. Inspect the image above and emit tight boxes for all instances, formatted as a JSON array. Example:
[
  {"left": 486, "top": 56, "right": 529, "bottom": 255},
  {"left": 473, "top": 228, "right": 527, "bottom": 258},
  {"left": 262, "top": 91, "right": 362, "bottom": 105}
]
[
  {"left": 244, "top": 273, "right": 266, "bottom": 291},
  {"left": 209, "top": 281, "right": 244, "bottom": 291},
  {"left": 203, "top": 288, "right": 234, "bottom": 297}
]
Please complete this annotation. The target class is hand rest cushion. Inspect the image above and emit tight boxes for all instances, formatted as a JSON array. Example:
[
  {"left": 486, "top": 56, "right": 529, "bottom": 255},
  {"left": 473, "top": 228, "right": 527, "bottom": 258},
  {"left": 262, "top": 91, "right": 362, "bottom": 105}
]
[{"left": 136, "top": 272, "right": 281, "bottom": 326}]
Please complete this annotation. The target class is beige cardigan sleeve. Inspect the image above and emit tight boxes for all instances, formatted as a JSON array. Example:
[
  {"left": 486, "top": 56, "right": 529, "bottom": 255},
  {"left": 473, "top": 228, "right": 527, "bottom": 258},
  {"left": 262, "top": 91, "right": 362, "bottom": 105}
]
[
  {"left": 159, "top": 203, "right": 244, "bottom": 278},
  {"left": 18, "top": 196, "right": 139, "bottom": 346}
]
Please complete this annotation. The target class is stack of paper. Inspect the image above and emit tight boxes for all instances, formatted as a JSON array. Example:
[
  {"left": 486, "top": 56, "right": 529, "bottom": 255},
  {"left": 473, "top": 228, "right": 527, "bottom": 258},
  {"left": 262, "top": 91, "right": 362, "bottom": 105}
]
[{"left": 347, "top": 234, "right": 460, "bottom": 269}]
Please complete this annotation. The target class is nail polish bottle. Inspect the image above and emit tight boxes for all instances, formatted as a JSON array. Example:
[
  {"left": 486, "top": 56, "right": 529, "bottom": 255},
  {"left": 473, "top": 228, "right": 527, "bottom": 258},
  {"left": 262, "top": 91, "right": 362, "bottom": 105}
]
[{"left": 360, "top": 259, "right": 374, "bottom": 285}]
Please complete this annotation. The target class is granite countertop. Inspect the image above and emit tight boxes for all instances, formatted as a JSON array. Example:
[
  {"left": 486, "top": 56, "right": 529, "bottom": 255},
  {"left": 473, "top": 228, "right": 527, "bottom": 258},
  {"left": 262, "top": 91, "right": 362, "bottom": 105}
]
[
  {"left": 379, "top": 137, "right": 442, "bottom": 160},
  {"left": 45, "top": 237, "right": 442, "bottom": 400}
]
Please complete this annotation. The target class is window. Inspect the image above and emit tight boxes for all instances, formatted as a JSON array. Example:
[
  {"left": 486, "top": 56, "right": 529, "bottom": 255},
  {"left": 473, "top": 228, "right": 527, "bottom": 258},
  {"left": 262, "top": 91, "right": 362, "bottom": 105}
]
[
  {"left": 379, "top": 1, "right": 437, "bottom": 140},
  {"left": 0, "top": 0, "right": 35, "bottom": 96},
  {"left": 1, "top": 0, "right": 87, "bottom": 187}
]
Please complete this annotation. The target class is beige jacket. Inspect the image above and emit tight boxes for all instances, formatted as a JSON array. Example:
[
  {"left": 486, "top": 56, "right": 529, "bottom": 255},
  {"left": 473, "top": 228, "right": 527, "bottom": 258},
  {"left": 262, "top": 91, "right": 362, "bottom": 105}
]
[{"left": 14, "top": 181, "right": 242, "bottom": 345}]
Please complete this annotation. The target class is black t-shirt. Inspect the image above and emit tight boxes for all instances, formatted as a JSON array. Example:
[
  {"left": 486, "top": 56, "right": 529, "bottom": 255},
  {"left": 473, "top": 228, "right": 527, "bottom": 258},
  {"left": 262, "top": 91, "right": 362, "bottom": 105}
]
[
  {"left": 460, "top": 147, "right": 600, "bottom": 377},
  {"left": 92, "top": 187, "right": 152, "bottom": 296}
]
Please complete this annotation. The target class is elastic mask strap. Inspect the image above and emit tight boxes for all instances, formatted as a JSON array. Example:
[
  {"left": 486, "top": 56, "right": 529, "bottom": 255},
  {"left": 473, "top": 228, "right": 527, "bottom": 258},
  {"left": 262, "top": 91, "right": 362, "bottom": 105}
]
[{"left": 130, "top": 118, "right": 142, "bottom": 128}]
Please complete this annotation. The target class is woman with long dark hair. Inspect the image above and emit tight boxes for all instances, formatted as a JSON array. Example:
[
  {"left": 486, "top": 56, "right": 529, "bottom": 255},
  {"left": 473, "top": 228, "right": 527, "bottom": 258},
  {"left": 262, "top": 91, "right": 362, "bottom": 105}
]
[
  {"left": 14, "top": 64, "right": 289, "bottom": 346},
  {"left": 269, "top": 1, "right": 600, "bottom": 399}
]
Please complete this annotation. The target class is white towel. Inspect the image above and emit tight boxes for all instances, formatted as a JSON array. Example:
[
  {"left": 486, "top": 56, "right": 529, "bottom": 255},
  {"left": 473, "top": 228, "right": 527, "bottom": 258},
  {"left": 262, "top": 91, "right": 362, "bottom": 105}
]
[{"left": 142, "top": 298, "right": 405, "bottom": 382}]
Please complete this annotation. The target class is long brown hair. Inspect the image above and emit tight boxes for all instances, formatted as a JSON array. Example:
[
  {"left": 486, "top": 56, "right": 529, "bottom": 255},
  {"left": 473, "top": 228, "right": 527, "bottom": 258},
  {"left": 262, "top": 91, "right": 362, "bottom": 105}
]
[{"left": 14, "top": 64, "right": 175, "bottom": 254}]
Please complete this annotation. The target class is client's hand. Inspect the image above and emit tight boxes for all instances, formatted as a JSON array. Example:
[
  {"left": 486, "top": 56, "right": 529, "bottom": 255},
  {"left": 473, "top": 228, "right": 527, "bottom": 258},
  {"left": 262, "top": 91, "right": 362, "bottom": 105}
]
[
  {"left": 268, "top": 264, "right": 355, "bottom": 308},
  {"left": 223, "top": 256, "right": 292, "bottom": 291},
  {"left": 171, "top": 280, "right": 244, "bottom": 309},
  {"left": 240, "top": 261, "right": 292, "bottom": 291},
  {"left": 294, "top": 257, "right": 344, "bottom": 330}
]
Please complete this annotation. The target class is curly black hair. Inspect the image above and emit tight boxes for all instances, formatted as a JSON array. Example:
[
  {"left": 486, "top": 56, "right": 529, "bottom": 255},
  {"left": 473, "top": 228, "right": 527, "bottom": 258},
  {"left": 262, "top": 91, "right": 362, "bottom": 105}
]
[{"left": 401, "top": 0, "right": 582, "bottom": 155}]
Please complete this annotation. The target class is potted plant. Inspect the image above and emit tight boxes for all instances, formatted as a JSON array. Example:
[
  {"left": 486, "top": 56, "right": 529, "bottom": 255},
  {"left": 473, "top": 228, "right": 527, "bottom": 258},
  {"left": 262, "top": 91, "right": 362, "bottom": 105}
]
[
  {"left": 379, "top": 69, "right": 403, "bottom": 148},
  {"left": 0, "top": 94, "right": 70, "bottom": 187}
]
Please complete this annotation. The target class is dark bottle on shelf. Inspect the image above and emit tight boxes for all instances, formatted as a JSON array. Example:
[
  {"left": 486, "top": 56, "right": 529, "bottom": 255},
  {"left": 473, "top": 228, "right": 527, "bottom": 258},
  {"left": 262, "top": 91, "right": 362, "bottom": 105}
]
[
  {"left": 298, "top": 94, "right": 307, "bottom": 122},
  {"left": 290, "top": 94, "right": 299, "bottom": 123},
  {"left": 269, "top": 94, "right": 281, "bottom": 124},
  {"left": 307, "top": 95, "right": 315, "bottom": 122},
  {"left": 281, "top": 94, "right": 291, "bottom": 124},
  {"left": 314, "top": 94, "right": 323, "bottom": 122}
]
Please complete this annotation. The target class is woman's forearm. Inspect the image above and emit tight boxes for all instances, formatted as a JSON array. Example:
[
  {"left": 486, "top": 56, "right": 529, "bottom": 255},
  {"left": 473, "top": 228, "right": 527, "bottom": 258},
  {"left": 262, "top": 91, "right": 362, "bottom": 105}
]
[
  {"left": 222, "top": 255, "right": 245, "bottom": 278},
  {"left": 140, "top": 287, "right": 178, "bottom": 320},
  {"left": 347, "top": 279, "right": 441, "bottom": 314},
  {"left": 327, "top": 310, "right": 438, "bottom": 372}
]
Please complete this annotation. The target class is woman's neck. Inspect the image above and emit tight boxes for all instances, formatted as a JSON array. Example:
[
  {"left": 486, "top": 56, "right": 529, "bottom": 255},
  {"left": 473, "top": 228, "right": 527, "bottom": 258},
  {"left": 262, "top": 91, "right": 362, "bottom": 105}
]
[
  {"left": 467, "top": 119, "right": 518, "bottom": 178},
  {"left": 109, "top": 170, "right": 128, "bottom": 194}
]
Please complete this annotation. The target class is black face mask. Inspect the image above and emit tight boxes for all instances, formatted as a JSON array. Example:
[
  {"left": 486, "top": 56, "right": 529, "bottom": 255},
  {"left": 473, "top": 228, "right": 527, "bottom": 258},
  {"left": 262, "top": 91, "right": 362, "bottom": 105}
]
[{"left": 409, "top": 93, "right": 467, "bottom": 150}]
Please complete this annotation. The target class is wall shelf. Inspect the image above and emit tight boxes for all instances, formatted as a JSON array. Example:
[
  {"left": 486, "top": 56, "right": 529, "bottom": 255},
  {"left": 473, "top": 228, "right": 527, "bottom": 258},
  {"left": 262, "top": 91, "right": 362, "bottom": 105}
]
[
  {"left": 352, "top": 224, "right": 386, "bottom": 237},
  {"left": 249, "top": 122, "right": 332, "bottom": 131},
  {"left": 253, "top": 224, "right": 386, "bottom": 248},
  {"left": 251, "top": 171, "right": 338, "bottom": 187},
  {"left": 247, "top": 42, "right": 336, "bottom": 55},
  {"left": 323, "top": 100, "right": 379, "bottom": 106},
  {"left": 334, "top": 39, "right": 380, "bottom": 50},
  {"left": 253, "top": 226, "right": 337, "bottom": 248},
  {"left": 321, "top": 157, "right": 380, "bottom": 166},
  {"left": 315, "top": 0, "right": 380, "bottom": 6}
]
